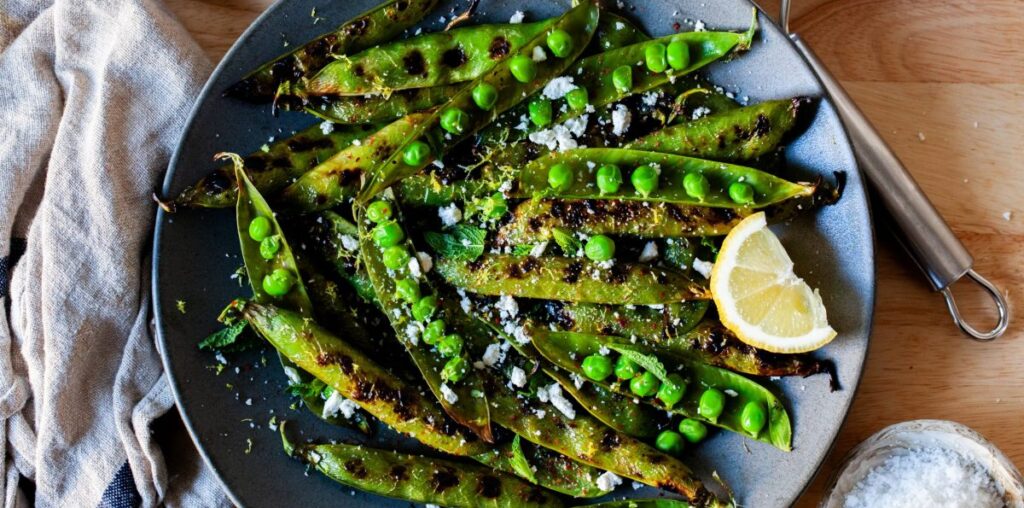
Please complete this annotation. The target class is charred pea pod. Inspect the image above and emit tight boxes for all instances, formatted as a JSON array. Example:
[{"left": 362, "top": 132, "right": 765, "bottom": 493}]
[
  {"left": 225, "top": 0, "right": 440, "bottom": 102},
  {"left": 356, "top": 196, "right": 493, "bottom": 442},
  {"left": 535, "top": 300, "right": 710, "bottom": 340},
  {"left": 545, "top": 367, "right": 668, "bottom": 439},
  {"left": 165, "top": 122, "right": 381, "bottom": 210},
  {"left": 302, "top": 84, "right": 463, "bottom": 124},
  {"left": 305, "top": 20, "right": 554, "bottom": 96},
  {"left": 628, "top": 98, "right": 813, "bottom": 162},
  {"left": 279, "top": 112, "right": 432, "bottom": 212},
  {"left": 474, "top": 437, "right": 608, "bottom": 498},
  {"left": 394, "top": 175, "right": 496, "bottom": 207},
  {"left": 281, "top": 426, "right": 559, "bottom": 507},
  {"left": 515, "top": 149, "right": 815, "bottom": 207},
  {"left": 238, "top": 301, "right": 488, "bottom": 455},
  {"left": 529, "top": 328, "right": 792, "bottom": 451},
  {"left": 575, "top": 501, "right": 697, "bottom": 508},
  {"left": 435, "top": 254, "right": 709, "bottom": 305},
  {"left": 231, "top": 157, "right": 376, "bottom": 433},
  {"left": 357, "top": 0, "right": 600, "bottom": 202}
]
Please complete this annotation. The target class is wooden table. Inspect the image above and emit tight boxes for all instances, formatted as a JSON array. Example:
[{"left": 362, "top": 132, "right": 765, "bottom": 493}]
[{"left": 167, "top": 0, "right": 1024, "bottom": 504}]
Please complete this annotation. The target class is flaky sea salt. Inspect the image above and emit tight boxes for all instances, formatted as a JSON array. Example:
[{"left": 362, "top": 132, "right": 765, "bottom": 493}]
[{"left": 843, "top": 447, "right": 1003, "bottom": 508}]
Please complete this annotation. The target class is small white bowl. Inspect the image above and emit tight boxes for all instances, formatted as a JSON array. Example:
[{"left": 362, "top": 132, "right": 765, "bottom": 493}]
[{"left": 821, "top": 419, "right": 1024, "bottom": 508}]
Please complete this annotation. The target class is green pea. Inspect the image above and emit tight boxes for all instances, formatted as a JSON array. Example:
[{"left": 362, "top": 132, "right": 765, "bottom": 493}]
[
  {"left": 697, "top": 388, "right": 726, "bottom": 423},
  {"left": 584, "top": 234, "right": 615, "bottom": 262},
  {"left": 656, "top": 373, "right": 688, "bottom": 408},
  {"left": 366, "top": 201, "right": 393, "bottom": 223},
  {"left": 546, "top": 29, "right": 574, "bottom": 58},
  {"left": 482, "top": 192, "right": 508, "bottom": 219},
  {"left": 437, "top": 334, "right": 463, "bottom": 358},
  {"left": 440, "top": 107, "right": 470, "bottom": 135},
  {"left": 247, "top": 216, "right": 272, "bottom": 242},
  {"left": 595, "top": 164, "right": 622, "bottom": 194},
  {"left": 645, "top": 43, "right": 668, "bottom": 73},
  {"left": 741, "top": 401, "right": 767, "bottom": 436},
  {"left": 667, "top": 40, "right": 691, "bottom": 70},
  {"left": 403, "top": 140, "right": 431, "bottom": 166},
  {"left": 395, "top": 278, "right": 420, "bottom": 303},
  {"left": 612, "top": 65, "right": 633, "bottom": 93},
  {"left": 411, "top": 295, "right": 438, "bottom": 321},
  {"left": 629, "top": 371, "right": 661, "bottom": 397},
  {"left": 682, "top": 172, "right": 710, "bottom": 201},
  {"left": 581, "top": 354, "right": 613, "bottom": 381},
  {"left": 528, "top": 98, "right": 553, "bottom": 127},
  {"left": 441, "top": 356, "right": 469, "bottom": 383},
  {"left": 631, "top": 165, "right": 660, "bottom": 197},
  {"left": 259, "top": 235, "right": 281, "bottom": 260},
  {"left": 728, "top": 181, "right": 755, "bottom": 204},
  {"left": 372, "top": 221, "right": 405, "bottom": 247},
  {"left": 565, "top": 87, "right": 589, "bottom": 111},
  {"left": 614, "top": 356, "right": 640, "bottom": 380},
  {"left": 423, "top": 320, "right": 446, "bottom": 345},
  {"left": 261, "top": 268, "right": 294, "bottom": 297},
  {"left": 678, "top": 418, "right": 708, "bottom": 443},
  {"left": 508, "top": 55, "right": 538, "bottom": 83},
  {"left": 654, "top": 430, "right": 685, "bottom": 455},
  {"left": 547, "top": 163, "right": 573, "bottom": 192},
  {"left": 382, "top": 245, "right": 411, "bottom": 270},
  {"left": 471, "top": 82, "right": 499, "bottom": 111}
]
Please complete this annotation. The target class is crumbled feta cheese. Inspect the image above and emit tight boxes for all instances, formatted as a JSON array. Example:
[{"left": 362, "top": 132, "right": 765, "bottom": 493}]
[
  {"left": 244, "top": 398, "right": 252, "bottom": 406},
  {"left": 404, "top": 323, "right": 421, "bottom": 345},
  {"left": 611, "top": 104, "right": 631, "bottom": 136},
  {"left": 509, "top": 10, "right": 525, "bottom": 23},
  {"left": 531, "top": 46, "right": 548, "bottom": 62},
  {"left": 542, "top": 76, "right": 577, "bottom": 100},
  {"left": 529, "top": 114, "right": 589, "bottom": 152},
  {"left": 571, "top": 373, "right": 585, "bottom": 389},
  {"left": 510, "top": 367, "right": 527, "bottom": 387},
  {"left": 724, "top": 389, "right": 739, "bottom": 397},
  {"left": 496, "top": 295, "right": 519, "bottom": 319},
  {"left": 693, "top": 258, "right": 714, "bottom": 279},
  {"left": 598, "top": 345, "right": 611, "bottom": 355},
  {"left": 638, "top": 241, "right": 659, "bottom": 262},
  {"left": 642, "top": 92, "right": 660, "bottom": 106},
  {"left": 694, "top": 19, "right": 706, "bottom": 32},
  {"left": 407, "top": 257, "right": 422, "bottom": 278},
  {"left": 339, "top": 234, "right": 359, "bottom": 252},
  {"left": 215, "top": 352, "right": 227, "bottom": 365},
  {"left": 533, "top": 409, "right": 547, "bottom": 418},
  {"left": 283, "top": 366, "right": 302, "bottom": 384},
  {"left": 481, "top": 343, "right": 504, "bottom": 367},
  {"left": 503, "top": 321, "right": 531, "bottom": 344},
  {"left": 545, "top": 383, "right": 576, "bottom": 419},
  {"left": 322, "top": 392, "right": 359, "bottom": 419},
  {"left": 692, "top": 106, "right": 712, "bottom": 120},
  {"left": 614, "top": 21, "right": 625, "bottom": 30},
  {"left": 529, "top": 241, "right": 548, "bottom": 257},
  {"left": 917, "top": 131, "right": 927, "bottom": 142},
  {"left": 596, "top": 471, "right": 623, "bottom": 491},
  {"left": 440, "top": 383, "right": 459, "bottom": 403},
  {"left": 431, "top": 159, "right": 444, "bottom": 168},
  {"left": 416, "top": 251, "right": 433, "bottom": 273},
  {"left": 438, "top": 203, "right": 462, "bottom": 226},
  {"left": 351, "top": 139, "right": 362, "bottom": 146},
  {"left": 319, "top": 121, "right": 334, "bottom": 135}
]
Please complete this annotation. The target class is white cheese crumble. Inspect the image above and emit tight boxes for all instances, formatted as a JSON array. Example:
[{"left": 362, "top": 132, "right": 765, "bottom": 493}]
[
  {"left": 438, "top": 203, "right": 462, "bottom": 226},
  {"left": 322, "top": 391, "right": 359, "bottom": 419},
  {"left": 611, "top": 104, "right": 631, "bottom": 136},
  {"left": 404, "top": 322, "right": 421, "bottom": 345},
  {"left": 638, "top": 241, "right": 659, "bottom": 263},
  {"left": 481, "top": 343, "right": 504, "bottom": 367},
  {"left": 415, "top": 251, "right": 433, "bottom": 273},
  {"left": 529, "top": 241, "right": 548, "bottom": 258},
  {"left": 614, "top": 21, "right": 625, "bottom": 30},
  {"left": 641, "top": 91, "right": 660, "bottom": 106},
  {"left": 510, "top": 367, "right": 527, "bottom": 388},
  {"left": 693, "top": 258, "right": 714, "bottom": 279},
  {"left": 528, "top": 114, "right": 589, "bottom": 152},
  {"left": 694, "top": 19, "right": 706, "bottom": 32},
  {"left": 339, "top": 234, "right": 359, "bottom": 252},
  {"left": 407, "top": 257, "right": 422, "bottom": 278},
  {"left": 509, "top": 10, "right": 525, "bottom": 23},
  {"left": 543, "top": 383, "right": 576, "bottom": 419},
  {"left": 496, "top": 295, "right": 519, "bottom": 319},
  {"left": 596, "top": 471, "right": 623, "bottom": 491},
  {"left": 283, "top": 366, "right": 302, "bottom": 385},
  {"left": 692, "top": 106, "right": 712, "bottom": 120},
  {"left": 319, "top": 121, "right": 334, "bottom": 135},
  {"left": 724, "top": 389, "right": 739, "bottom": 397},
  {"left": 542, "top": 76, "right": 577, "bottom": 100},
  {"left": 571, "top": 373, "right": 585, "bottom": 389},
  {"left": 440, "top": 383, "right": 459, "bottom": 404},
  {"left": 531, "top": 46, "right": 548, "bottom": 62}
]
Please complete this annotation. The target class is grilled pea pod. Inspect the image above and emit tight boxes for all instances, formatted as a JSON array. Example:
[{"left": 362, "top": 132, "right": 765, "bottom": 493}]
[
  {"left": 237, "top": 300, "right": 488, "bottom": 455},
  {"left": 281, "top": 426, "right": 560, "bottom": 507},
  {"left": 435, "top": 254, "right": 709, "bottom": 305},
  {"left": 587, "top": 13, "right": 648, "bottom": 54},
  {"left": 225, "top": 0, "right": 440, "bottom": 102},
  {"left": 357, "top": 197, "right": 493, "bottom": 442},
  {"left": 280, "top": 112, "right": 431, "bottom": 211},
  {"left": 475, "top": 438, "right": 607, "bottom": 498},
  {"left": 529, "top": 329, "right": 792, "bottom": 451},
  {"left": 546, "top": 367, "right": 668, "bottom": 439},
  {"left": 358, "top": 0, "right": 600, "bottom": 202},
  {"left": 535, "top": 301, "right": 710, "bottom": 340},
  {"left": 576, "top": 501, "right": 694, "bottom": 508},
  {"left": 627, "top": 98, "right": 812, "bottom": 162},
  {"left": 516, "top": 149, "right": 815, "bottom": 207},
  {"left": 305, "top": 21, "right": 554, "bottom": 96}
]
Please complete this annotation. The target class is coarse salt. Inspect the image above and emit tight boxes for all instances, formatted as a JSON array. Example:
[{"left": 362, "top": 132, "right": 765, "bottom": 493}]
[{"left": 509, "top": 10, "right": 525, "bottom": 23}]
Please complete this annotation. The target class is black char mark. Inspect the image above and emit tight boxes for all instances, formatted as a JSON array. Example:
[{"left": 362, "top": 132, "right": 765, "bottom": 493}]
[
  {"left": 488, "top": 36, "right": 511, "bottom": 59},
  {"left": 343, "top": 459, "right": 368, "bottom": 479},
  {"left": 403, "top": 50, "right": 427, "bottom": 76},
  {"left": 477, "top": 475, "right": 502, "bottom": 498},
  {"left": 431, "top": 467, "right": 460, "bottom": 493},
  {"left": 441, "top": 46, "right": 468, "bottom": 68},
  {"left": 345, "top": 17, "right": 370, "bottom": 37}
]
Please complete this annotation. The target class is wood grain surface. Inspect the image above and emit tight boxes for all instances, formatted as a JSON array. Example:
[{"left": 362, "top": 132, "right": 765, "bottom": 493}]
[{"left": 165, "top": 0, "right": 1024, "bottom": 504}]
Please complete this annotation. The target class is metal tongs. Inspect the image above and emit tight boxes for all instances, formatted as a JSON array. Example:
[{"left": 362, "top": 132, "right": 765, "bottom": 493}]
[{"left": 775, "top": 0, "right": 1009, "bottom": 340}]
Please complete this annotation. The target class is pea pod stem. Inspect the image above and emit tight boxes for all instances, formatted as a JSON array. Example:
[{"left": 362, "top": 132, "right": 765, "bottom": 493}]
[{"left": 281, "top": 423, "right": 562, "bottom": 508}]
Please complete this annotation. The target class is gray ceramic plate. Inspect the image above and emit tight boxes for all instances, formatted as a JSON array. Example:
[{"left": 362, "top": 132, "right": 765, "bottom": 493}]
[{"left": 153, "top": 1, "right": 875, "bottom": 506}]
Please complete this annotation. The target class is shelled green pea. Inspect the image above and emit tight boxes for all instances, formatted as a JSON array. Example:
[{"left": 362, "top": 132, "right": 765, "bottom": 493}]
[
  {"left": 372, "top": 222, "right": 405, "bottom": 247},
  {"left": 382, "top": 245, "right": 411, "bottom": 270},
  {"left": 631, "top": 165, "right": 659, "bottom": 197},
  {"left": 614, "top": 356, "right": 640, "bottom": 380},
  {"left": 678, "top": 418, "right": 708, "bottom": 443},
  {"left": 423, "top": 320, "right": 446, "bottom": 345},
  {"left": 402, "top": 140, "right": 431, "bottom": 166},
  {"left": 581, "top": 354, "right": 613, "bottom": 381},
  {"left": 472, "top": 83, "right": 499, "bottom": 111},
  {"left": 595, "top": 164, "right": 622, "bottom": 194},
  {"left": 441, "top": 356, "right": 469, "bottom": 382},
  {"left": 248, "top": 216, "right": 272, "bottom": 241},
  {"left": 630, "top": 371, "right": 660, "bottom": 397},
  {"left": 548, "top": 163, "right": 573, "bottom": 192},
  {"left": 655, "top": 430, "right": 685, "bottom": 455},
  {"left": 612, "top": 65, "right": 633, "bottom": 92}
]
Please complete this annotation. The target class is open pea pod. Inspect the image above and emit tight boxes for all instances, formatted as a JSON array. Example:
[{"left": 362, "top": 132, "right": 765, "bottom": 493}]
[
  {"left": 225, "top": 0, "right": 440, "bottom": 102},
  {"left": 516, "top": 149, "right": 815, "bottom": 207},
  {"left": 575, "top": 501, "right": 694, "bottom": 508},
  {"left": 305, "top": 20, "right": 554, "bottom": 96},
  {"left": 236, "top": 301, "right": 489, "bottom": 455},
  {"left": 530, "top": 329, "right": 792, "bottom": 451},
  {"left": 586, "top": 12, "right": 648, "bottom": 55},
  {"left": 534, "top": 300, "right": 710, "bottom": 339},
  {"left": 280, "top": 112, "right": 431, "bottom": 212},
  {"left": 357, "top": 196, "right": 493, "bottom": 442},
  {"left": 475, "top": 438, "right": 608, "bottom": 498},
  {"left": 280, "top": 425, "right": 559, "bottom": 508},
  {"left": 546, "top": 367, "right": 667, "bottom": 439},
  {"left": 628, "top": 98, "right": 812, "bottom": 162},
  {"left": 435, "top": 254, "right": 709, "bottom": 305},
  {"left": 357, "top": 0, "right": 600, "bottom": 202}
]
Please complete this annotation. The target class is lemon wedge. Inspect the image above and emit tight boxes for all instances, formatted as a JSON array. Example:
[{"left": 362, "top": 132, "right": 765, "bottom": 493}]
[{"left": 709, "top": 212, "right": 836, "bottom": 353}]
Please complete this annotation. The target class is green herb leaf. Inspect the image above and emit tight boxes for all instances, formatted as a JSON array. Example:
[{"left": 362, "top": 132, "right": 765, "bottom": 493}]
[
  {"left": 286, "top": 378, "right": 327, "bottom": 399},
  {"left": 424, "top": 225, "right": 487, "bottom": 261},
  {"left": 509, "top": 435, "right": 538, "bottom": 484},
  {"left": 198, "top": 321, "right": 248, "bottom": 351},
  {"left": 607, "top": 344, "right": 671, "bottom": 384},
  {"left": 551, "top": 228, "right": 581, "bottom": 255},
  {"left": 511, "top": 244, "right": 536, "bottom": 257}
]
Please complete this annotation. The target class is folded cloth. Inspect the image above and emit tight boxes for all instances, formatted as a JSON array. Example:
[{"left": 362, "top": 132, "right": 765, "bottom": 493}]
[{"left": 1, "top": 0, "right": 230, "bottom": 506}]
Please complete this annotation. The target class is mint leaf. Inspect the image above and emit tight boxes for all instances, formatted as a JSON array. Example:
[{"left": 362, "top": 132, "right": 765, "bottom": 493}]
[
  {"left": 286, "top": 378, "right": 327, "bottom": 399},
  {"left": 509, "top": 435, "right": 538, "bottom": 484},
  {"left": 198, "top": 321, "right": 248, "bottom": 351},
  {"left": 551, "top": 228, "right": 581, "bottom": 256},
  {"left": 424, "top": 225, "right": 486, "bottom": 261},
  {"left": 607, "top": 345, "right": 671, "bottom": 384},
  {"left": 511, "top": 244, "right": 536, "bottom": 257}
]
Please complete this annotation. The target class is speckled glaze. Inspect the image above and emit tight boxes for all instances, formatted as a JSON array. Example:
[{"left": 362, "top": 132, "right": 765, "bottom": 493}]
[{"left": 152, "top": 1, "right": 875, "bottom": 506}]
